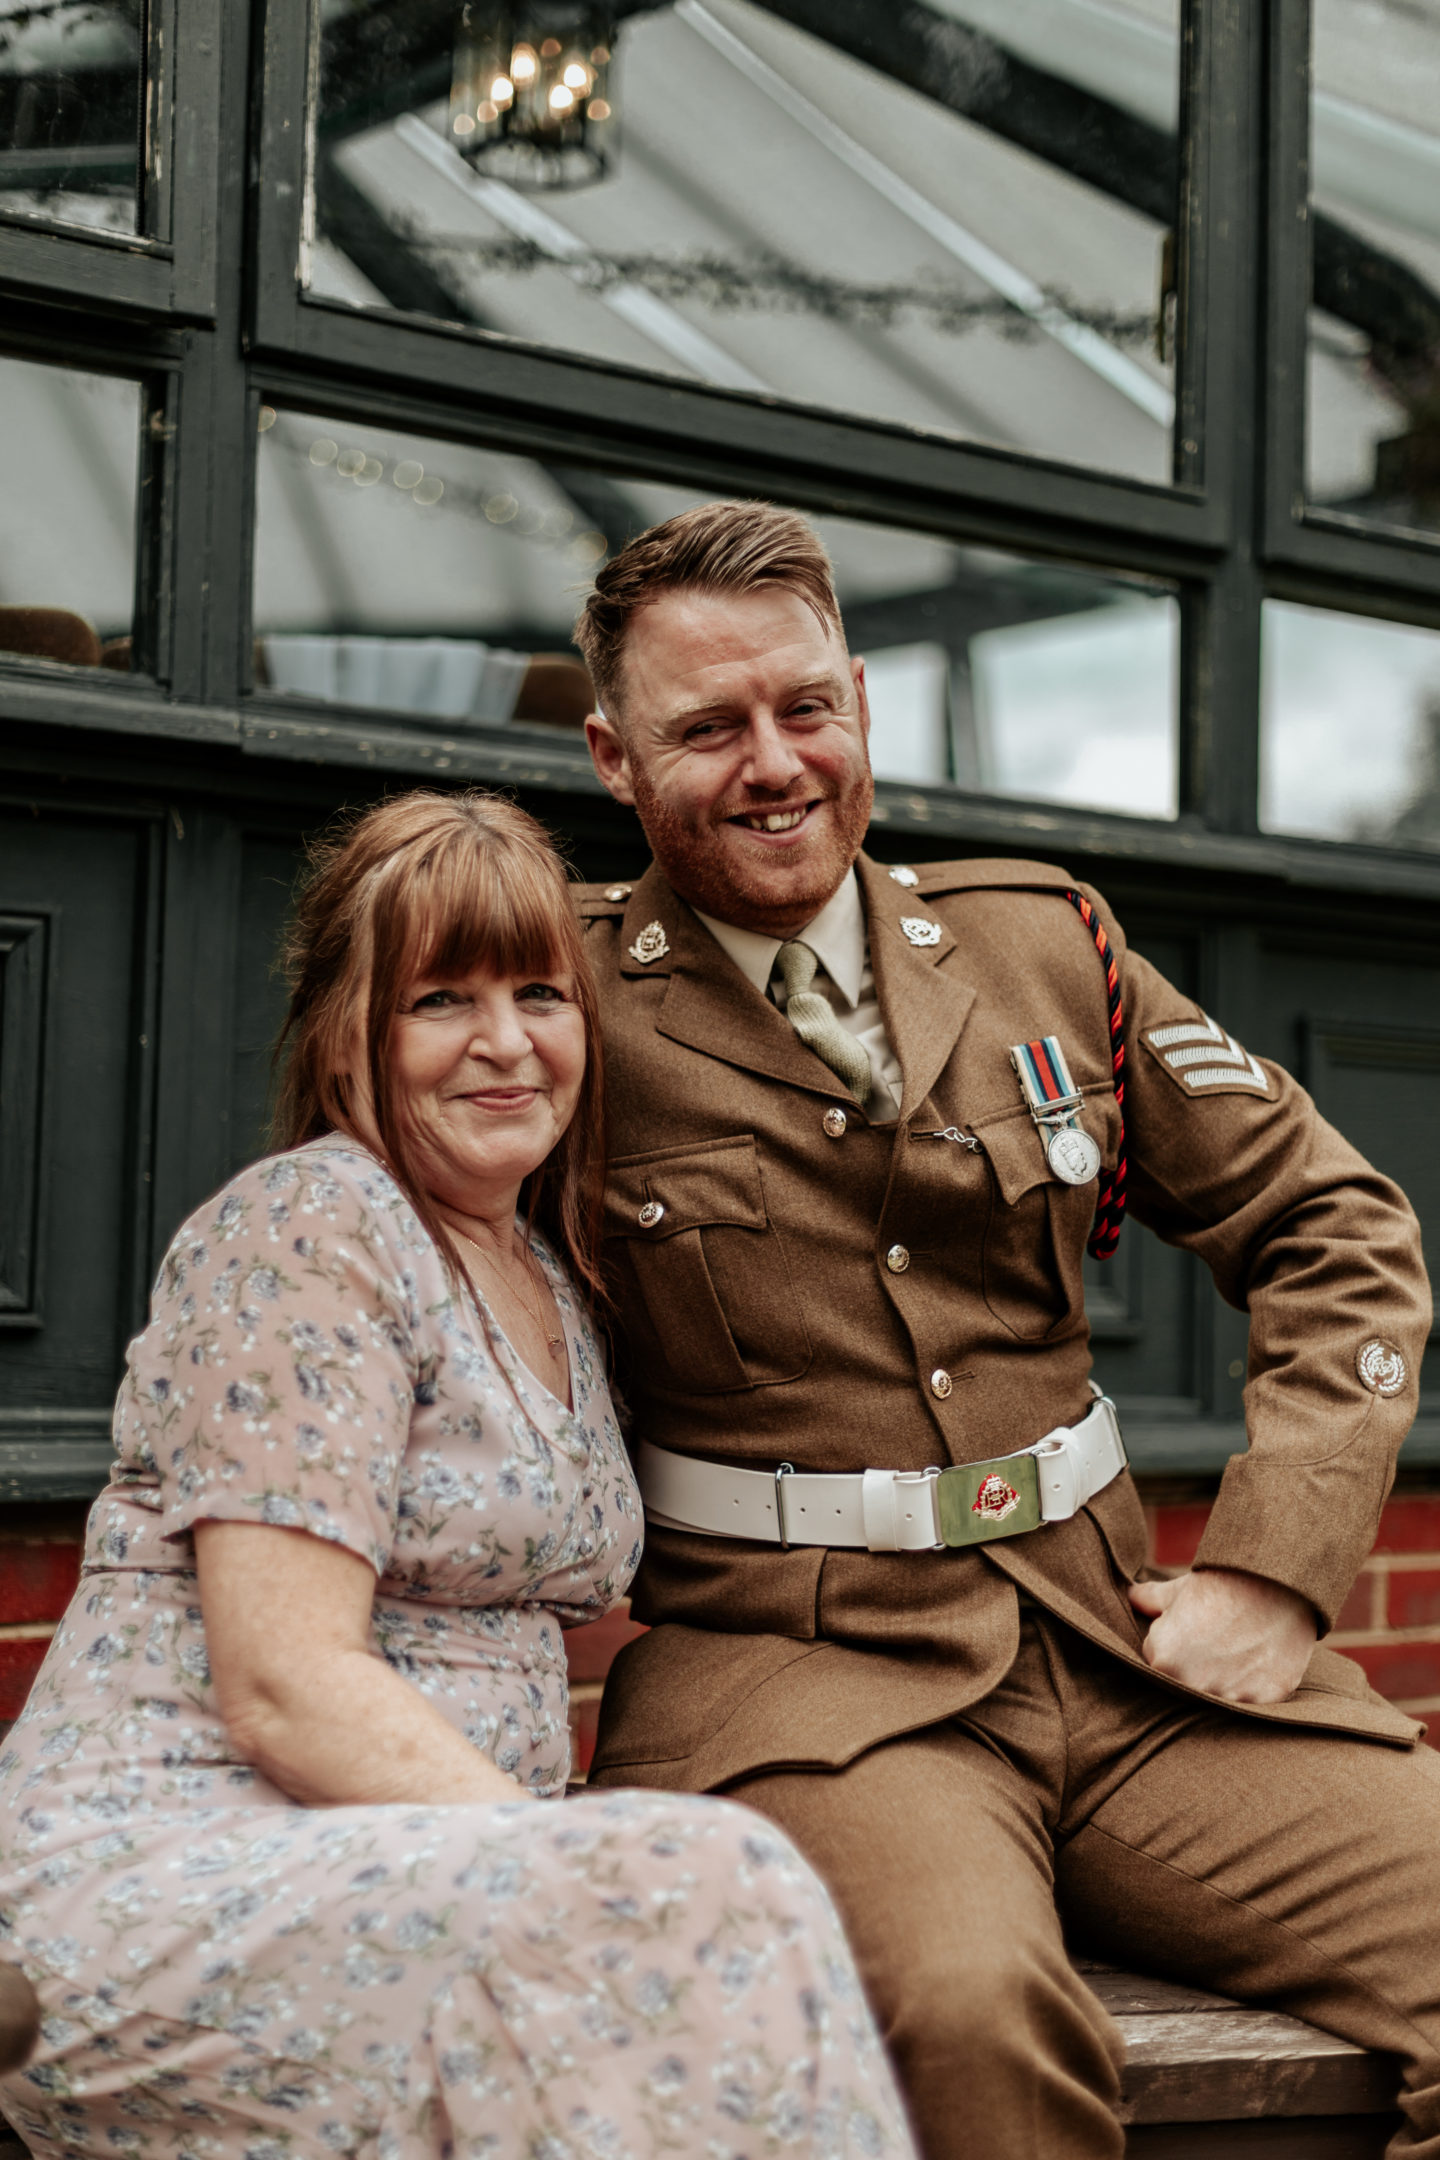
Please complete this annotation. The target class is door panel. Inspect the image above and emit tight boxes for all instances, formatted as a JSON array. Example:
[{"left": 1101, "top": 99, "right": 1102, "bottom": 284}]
[{"left": 0, "top": 810, "right": 152, "bottom": 1475}]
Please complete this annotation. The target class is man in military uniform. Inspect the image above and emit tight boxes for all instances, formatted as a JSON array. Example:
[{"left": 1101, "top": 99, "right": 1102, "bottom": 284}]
[{"left": 571, "top": 500, "right": 1439, "bottom": 2158}]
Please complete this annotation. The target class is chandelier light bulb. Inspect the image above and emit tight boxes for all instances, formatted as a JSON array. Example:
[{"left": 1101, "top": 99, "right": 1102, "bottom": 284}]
[{"left": 450, "top": 10, "right": 618, "bottom": 189}]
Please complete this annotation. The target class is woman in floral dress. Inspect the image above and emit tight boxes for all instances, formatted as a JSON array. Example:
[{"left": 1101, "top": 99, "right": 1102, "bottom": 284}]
[{"left": 0, "top": 792, "right": 915, "bottom": 2160}]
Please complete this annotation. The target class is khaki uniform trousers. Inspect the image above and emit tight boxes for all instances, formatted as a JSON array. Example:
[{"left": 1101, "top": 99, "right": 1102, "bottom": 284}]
[{"left": 729, "top": 1612, "right": 1440, "bottom": 2160}]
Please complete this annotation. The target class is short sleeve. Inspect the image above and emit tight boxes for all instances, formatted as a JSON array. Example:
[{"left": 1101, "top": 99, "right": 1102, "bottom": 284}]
[{"left": 132, "top": 1147, "right": 420, "bottom": 1572}]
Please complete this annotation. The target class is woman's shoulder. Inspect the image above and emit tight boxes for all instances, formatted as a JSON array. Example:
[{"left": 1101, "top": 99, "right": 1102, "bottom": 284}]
[{"left": 164, "top": 1136, "right": 433, "bottom": 1276}]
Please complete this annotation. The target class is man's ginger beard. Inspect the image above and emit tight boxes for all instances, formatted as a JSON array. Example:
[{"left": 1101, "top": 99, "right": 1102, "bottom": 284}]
[{"left": 627, "top": 747, "right": 875, "bottom": 933}]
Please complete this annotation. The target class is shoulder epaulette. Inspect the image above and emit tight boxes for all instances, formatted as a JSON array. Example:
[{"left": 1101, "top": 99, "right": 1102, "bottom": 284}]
[
  {"left": 572, "top": 879, "right": 636, "bottom": 920},
  {"left": 902, "top": 856, "right": 1076, "bottom": 899}
]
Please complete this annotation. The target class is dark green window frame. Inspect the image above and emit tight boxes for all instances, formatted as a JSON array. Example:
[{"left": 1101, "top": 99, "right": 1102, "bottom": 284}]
[
  {"left": 1, "top": 0, "right": 1439, "bottom": 1500},
  {"left": 0, "top": 0, "right": 221, "bottom": 318}
]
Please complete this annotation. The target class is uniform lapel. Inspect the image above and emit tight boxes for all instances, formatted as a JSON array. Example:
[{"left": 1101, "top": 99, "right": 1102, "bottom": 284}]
[
  {"left": 858, "top": 854, "right": 978, "bottom": 1122},
  {"left": 621, "top": 865, "right": 861, "bottom": 1101}
]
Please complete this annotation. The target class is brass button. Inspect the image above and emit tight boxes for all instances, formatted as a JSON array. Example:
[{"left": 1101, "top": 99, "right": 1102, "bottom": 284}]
[
  {"left": 888, "top": 864, "right": 919, "bottom": 887},
  {"left": 886, "top": 1244, "right": 910, "bottom": 1274},
  {"left": 637, "top": 1200, "right": 665, "bottom": 1228},
  {"left": 605, "top": 884, "right": 632, "bottom": 901},
  {"left": 930, "top": 1368, "right": 953, "bottom": 1400},
  {"left": 822, "top": 1107, "right": 848, "bottom": 1139}
]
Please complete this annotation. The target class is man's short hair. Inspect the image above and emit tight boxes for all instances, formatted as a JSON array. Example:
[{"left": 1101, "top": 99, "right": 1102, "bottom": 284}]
[{"left": 573, "top": 500, "right": 843, "bottom": 722}]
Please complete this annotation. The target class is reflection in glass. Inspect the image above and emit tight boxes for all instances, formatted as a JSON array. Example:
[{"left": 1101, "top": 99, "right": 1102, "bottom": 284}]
[
  {"left": 1307, "top": 2, "right": 1440, "bottom": 535},
  {"left": 253, "top": 405, "right": 1178, "bottom": 819},
  {"left": 309, "top": 0, "right": 1180, "bottom": 483},
  {"left": 0, "top": 1, "right": 143, "bottom": 234},
  {"left": 0, "top": 355, "right": 138, "bottom": 667},
  {"left": 1261, "top": 601, "right": 1440, "bottom": 853}
]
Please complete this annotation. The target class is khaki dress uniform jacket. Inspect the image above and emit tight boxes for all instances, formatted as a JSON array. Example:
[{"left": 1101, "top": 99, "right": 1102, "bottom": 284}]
[{"left": 578, "top": 852, "right": 1432, "bottom": 1794}]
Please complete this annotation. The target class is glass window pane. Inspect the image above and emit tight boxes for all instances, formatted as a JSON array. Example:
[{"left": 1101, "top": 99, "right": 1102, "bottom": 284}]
[
  {"left": 1260, "top": 600, "right": 1440, "bottom": 852},
  {"left": 253, "top": 405, "right": 1178, "bottom": 819},
  {"left": 1307, "top": 3, "right": 1440, "bottom": 537},
  {"left": 0, "top": 354, "right": 139, "bottom": 668},
  {"left": 0, "top": 1, "right": 143, "bottom": 235},
  {"left": 310, "top": 0, "right": 1180, "bottom": 484}
]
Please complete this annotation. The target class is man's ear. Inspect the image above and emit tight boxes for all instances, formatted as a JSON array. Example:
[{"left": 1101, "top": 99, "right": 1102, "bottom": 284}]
[
  {"left": 585, "top": 710, "right": 636, "bottom": 806},
  {"left": 851, "top": 653, "right": 871, "bottom": 742}
]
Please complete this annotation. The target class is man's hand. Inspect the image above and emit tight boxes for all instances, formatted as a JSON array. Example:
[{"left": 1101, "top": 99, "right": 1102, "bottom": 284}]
[{"left": 1127, "top": 1567, "right": 1318, "bottom": 1704}]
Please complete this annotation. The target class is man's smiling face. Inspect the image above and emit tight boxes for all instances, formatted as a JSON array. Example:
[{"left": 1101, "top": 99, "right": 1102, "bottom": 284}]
[{"left": 584, "top": 584, "right": 874, "bottom": 937}]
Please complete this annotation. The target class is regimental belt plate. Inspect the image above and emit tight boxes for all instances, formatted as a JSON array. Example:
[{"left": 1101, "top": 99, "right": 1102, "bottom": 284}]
[
  {"left": 934, "top": 1453, "right": 1043, "bottom": 1544},
  {"left": 1010, "top": 1034, "right": 1102, "bottom": 1186}
]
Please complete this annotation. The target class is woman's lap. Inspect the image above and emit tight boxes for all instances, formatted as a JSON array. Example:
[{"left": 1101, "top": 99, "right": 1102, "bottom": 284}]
[{"left": 2, "top": 1787, "right": 912, "bottom": 2160}]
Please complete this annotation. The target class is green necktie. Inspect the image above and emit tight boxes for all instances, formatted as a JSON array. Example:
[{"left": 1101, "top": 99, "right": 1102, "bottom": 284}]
[{"left": 774, "top": 940, "right": 873, "bottom": 1107}]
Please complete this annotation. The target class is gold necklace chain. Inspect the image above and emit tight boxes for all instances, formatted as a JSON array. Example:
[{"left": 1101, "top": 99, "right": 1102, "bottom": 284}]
[{"left": 452, "top": 1225, "right": 565, "bottom": 1359}]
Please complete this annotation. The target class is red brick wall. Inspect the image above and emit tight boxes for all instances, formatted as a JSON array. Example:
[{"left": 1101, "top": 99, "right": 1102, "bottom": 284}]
[
  {"left": 0, "top": 1512, "right": 84, "bottom": 1736},
  {"left": 7, "top": 1492, "right": 1440, "bottom": 1767}
]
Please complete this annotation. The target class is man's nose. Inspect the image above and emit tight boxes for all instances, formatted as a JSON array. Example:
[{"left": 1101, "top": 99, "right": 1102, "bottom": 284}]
[{"left": 741, "top": 713, "right": 805, "bottom": 791}]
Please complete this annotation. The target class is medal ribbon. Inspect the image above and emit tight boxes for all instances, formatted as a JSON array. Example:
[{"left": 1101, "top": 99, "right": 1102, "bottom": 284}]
[{"left": 1011, "top": 1035, "right": 1082, "bottom": 1118}]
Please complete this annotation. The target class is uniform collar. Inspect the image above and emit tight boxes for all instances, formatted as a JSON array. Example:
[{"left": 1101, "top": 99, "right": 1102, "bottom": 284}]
[
  {"left": 614, "top": 853, "right": 977, "bottom": 1117},
  {"left": 693, "top": 869, "right": 867, "bottom": 1008}
]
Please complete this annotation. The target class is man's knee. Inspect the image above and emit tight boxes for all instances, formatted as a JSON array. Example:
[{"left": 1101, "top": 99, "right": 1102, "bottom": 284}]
[{"left": 886, "top": 1925, "right": 1121, "bottom": 2083}]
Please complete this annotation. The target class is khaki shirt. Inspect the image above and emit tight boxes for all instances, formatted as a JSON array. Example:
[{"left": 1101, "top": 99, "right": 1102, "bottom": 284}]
[{"left": 578, "top": 853, "right": 1433, "bottom": 1789}]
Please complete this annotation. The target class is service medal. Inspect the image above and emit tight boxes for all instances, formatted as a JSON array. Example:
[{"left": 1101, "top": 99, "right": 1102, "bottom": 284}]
[{"left": 1046, "top": 1124, "right": 1102, "bottom": 1186}]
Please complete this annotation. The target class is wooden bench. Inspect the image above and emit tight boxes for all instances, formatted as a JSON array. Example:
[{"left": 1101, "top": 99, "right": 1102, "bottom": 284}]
[
  {"left": 1087, "top": 1960, "right": 1400, "bottom": 2155},
  {"left": 0, "top": 1961, "right": 1401, "bottom": 2157}
]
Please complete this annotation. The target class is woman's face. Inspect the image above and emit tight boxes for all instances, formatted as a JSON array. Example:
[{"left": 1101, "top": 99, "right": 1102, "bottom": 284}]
[{"left": 389, "top": 961, "right": 587, "bottom": 1213}]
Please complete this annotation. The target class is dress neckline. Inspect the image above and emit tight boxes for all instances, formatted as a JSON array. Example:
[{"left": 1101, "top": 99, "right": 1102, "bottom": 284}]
[{"left": 460, "top": 1216, "right": 577, "bottom": 1424}]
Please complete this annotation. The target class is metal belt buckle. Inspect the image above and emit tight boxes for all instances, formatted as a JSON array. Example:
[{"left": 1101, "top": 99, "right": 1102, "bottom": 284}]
[{"left": 935, "top": 1452, "right": 1043, "bottom": 1547}]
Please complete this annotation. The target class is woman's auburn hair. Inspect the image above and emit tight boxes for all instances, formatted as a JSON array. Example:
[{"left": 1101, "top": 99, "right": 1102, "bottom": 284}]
[{"left": 271, "top": 788, "right": 606, "bottom": 1310}]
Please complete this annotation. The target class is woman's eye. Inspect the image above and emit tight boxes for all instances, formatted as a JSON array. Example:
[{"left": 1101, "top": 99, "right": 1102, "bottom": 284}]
[
  {"left": 409, "top": 989, "right": 458, "bottom": 1012},
  {"left": 518, "top": 982, "right": 566, "bottom": 1005}
]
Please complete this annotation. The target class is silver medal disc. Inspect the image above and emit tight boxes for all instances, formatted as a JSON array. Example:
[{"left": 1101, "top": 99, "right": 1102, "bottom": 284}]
[{"left": 1046, "top": 1124, "right": 1101, "bottom": 1186}]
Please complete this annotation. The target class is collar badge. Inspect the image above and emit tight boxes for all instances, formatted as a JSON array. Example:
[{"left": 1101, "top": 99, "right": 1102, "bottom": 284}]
[
  {"left": 901, "top": 916, "right": 942, "bottom": 947},
  {"left": 628, "top": 920, "right": 670, "bottom": 965}
]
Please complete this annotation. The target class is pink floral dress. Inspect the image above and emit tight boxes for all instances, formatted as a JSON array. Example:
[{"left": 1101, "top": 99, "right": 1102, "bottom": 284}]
[{"left": 0, "top": 1139, "right": 914, "bottom": 2160}]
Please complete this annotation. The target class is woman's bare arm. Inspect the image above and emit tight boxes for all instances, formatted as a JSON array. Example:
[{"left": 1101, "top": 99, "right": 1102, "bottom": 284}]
[{"left": 194, "top": 1520, "right": 525, "bottom": 1808}]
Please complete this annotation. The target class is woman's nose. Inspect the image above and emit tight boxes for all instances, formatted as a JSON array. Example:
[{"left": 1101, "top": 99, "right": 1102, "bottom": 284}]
[{"left": 466, "top": 999, "right": 530, "bottom": 1065}]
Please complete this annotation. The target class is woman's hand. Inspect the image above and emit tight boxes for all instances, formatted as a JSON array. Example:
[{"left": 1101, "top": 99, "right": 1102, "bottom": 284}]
[
  {"left": 195, "top": 1521, "right": 527, "bottom": 1808},
  {"left": 1128, "top": 1566, "right": 1317, "bottom": 1704}
]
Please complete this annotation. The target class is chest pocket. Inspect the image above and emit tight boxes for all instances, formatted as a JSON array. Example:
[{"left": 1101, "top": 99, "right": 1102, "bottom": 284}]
[
  {"left": 973, "top": 1096, "right": 1115, "bottom": 1342},
  {"left": 604, "top": 1135, "right": 811, "bottom": 1395}
]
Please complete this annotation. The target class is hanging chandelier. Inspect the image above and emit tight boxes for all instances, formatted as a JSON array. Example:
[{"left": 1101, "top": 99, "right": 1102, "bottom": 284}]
[{"left": 449, "top": 3, "right": 616, "bottom": 192}]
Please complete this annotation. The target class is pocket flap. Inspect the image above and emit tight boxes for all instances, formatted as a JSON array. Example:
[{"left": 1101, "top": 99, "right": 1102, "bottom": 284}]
[
  {"left": 973, "top": 1093, "right": 1116, "bottom": 1207},
  {"left": 605, "top": 1134, "right": 767, "bottom": 1240},
  {"left": 973, "top": 1107, "right": 1054, "bottom": 1205}
]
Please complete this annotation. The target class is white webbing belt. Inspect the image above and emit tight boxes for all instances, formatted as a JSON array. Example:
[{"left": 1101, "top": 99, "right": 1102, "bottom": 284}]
[{"left": 637, "top": 1393, "right": 1126, "bottom": 1554}]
